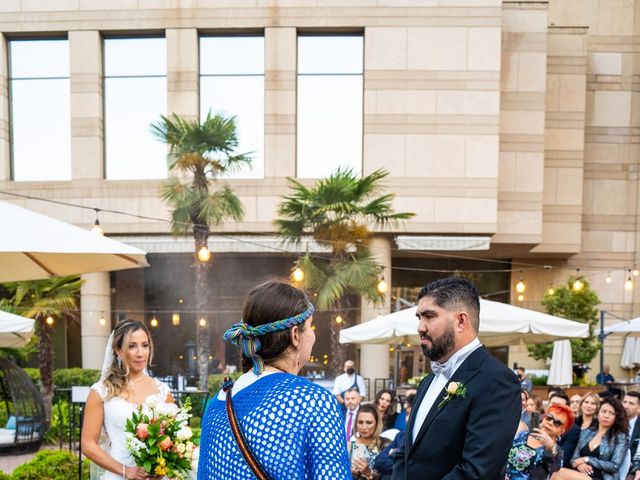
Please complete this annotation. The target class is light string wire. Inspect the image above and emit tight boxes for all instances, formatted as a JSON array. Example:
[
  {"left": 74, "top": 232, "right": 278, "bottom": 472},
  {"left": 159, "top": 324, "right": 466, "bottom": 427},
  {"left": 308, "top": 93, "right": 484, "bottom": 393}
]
[{"left": 0, "top": 189, "right": 636, "bottom": 278}]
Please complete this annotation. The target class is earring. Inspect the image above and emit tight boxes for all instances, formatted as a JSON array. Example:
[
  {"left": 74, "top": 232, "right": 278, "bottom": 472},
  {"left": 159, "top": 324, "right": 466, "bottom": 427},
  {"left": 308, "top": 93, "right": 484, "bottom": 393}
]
[{"left": 117, "top": 357, "right": 122, "bottom": 369}]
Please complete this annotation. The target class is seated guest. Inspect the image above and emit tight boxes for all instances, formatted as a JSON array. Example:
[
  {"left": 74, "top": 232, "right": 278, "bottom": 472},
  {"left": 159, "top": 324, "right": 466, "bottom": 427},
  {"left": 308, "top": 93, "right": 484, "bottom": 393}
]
[
  {"left": 521, "top": 389, "right": 532, "bottom": 426},
  {"left": 553, "top": 397, "right": 628, "bottom": 480},
  {"left": 559, "top": 392, "right": 601, "bottom": 463},
  {"left": 570, "top": 394, "right": 583, "bottom": 417},
  {"left": 550, "top": 391, "right": 571, "bottom": 407},
  {"left": 504, "top": 403, "right": 574, "bottom": 480},
  {"left": 374, "top": 390, "right": 398, "bottom": 431},
  {"left": 393, "top": 390, "right": 416, "bottom": 432},
  {"left": 349, "top": 404, "right": 382, "bottom": 480},
  {"left": 373, "top": 430, "right": 404, "bottom": 480}
]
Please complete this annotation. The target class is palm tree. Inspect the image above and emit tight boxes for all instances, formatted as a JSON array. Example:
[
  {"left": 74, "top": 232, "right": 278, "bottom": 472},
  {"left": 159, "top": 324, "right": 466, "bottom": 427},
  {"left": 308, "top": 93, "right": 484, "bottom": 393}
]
[
  {"left": 275, "top": 168, "right": 414, "bottom": 373},
  {"left": 151, "top": 112, "right": 251, "bottom": 390},
  {"left": 0, "top": 276, "right": 81, "bottom": 422}
]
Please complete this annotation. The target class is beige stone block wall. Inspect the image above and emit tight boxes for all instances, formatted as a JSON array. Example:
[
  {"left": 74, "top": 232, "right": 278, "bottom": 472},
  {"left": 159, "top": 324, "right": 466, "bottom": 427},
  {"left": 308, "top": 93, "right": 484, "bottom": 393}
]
[
  {"left": 167, "top": 28, "right": 199, "bottom": 120},
  {"left": 495, "top": 1, "right": 548, "bottom": 245},
  {"left": 69, "top": 31, "right": 103, "bottom": 180}
]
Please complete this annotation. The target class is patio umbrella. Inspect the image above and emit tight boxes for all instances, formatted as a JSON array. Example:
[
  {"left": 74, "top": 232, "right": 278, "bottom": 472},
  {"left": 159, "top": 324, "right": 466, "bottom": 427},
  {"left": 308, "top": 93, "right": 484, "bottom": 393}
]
[
  {"left": 620, "top": 337, "right": 638, "bottom": 369},
  {"left": 0, "top": 200, "right": 148, "bottom": 282},
  {"left": 547, "top": 340, "right": 573, "bottom": 386},
  {"left": 339, "top": 299, "right": 589, "bottom": 347},
  {"left": 604, "top": 317, "right": 640, "bottom": 336},
  {"left": 0, "top": 310, "right": 34, "bottom": 347}
]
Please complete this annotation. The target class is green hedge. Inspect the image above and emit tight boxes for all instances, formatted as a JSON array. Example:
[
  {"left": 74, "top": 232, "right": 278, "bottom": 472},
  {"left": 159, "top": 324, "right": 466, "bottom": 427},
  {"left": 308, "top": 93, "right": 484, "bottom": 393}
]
[
  {"left": 11, "top": 450, "right": 90, "bottom": 480},
  {"left": 0, "top": 471, "right": 11, "bottom": 480}
]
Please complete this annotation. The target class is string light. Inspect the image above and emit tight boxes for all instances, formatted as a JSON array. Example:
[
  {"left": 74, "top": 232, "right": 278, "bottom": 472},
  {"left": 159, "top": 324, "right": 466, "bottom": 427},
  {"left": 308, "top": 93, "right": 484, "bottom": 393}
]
[
  {"left": 172, "top": 313, "right": 180, "bottom": 326},
  {"left": 517, "top": 294, "right": 524, "bottom": 302},
  {"left": 634, "top": 268, "right": 639, "bottom": 277},
  {"left": 606, "top": 272, "right": 612, "bottom": 284},
  {"left": 150, "top": 314, "right": 158, "bottom": 327},
  {"left": 335, "top": 315, "right": 343, "bottom": 324},
  {"left": 99, "top": 312, "right": 106, "bottom": 326},
  {"left": 91, "top": 208, "right": 104, "bottom": 236},
  {"left": 197, "top": 245, "right": 211, "bottom": 263},
  {"left": 547, "top": 286, "right": 555, "bottom": 296},
  {"left": 625, "top": 270, "right": 634, "bottom": 291},
  {"left": 199, "top": 317, "right": 207, "bottom": 327},
  {"left": 572, "top": 269, "right": 584, "bottom": 292},
  {"left": 515, "top": 272, "right": 526, "bottom": 294},
  {"left": 291, "top": 267, "right": 304, "bottom": 283},
  {"left": 377, "top": 277, "right": 389, "bottom": 294},
  {"left": 45, "top": 316, "right": 54, "bottom": 325}
]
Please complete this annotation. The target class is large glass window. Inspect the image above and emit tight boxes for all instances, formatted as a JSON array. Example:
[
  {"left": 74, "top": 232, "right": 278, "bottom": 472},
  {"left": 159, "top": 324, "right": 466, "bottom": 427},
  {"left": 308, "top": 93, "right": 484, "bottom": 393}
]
[
  {"left": 9, "top": 39, "right": 70, "bottom": 181},
  {"left": 104, "top": 37, "right": 167, "bottom": 180},
  {"left": 297, "top": 35, "right": 363, "bottom": 178},
  {"left": 200, "top": 35, "right": 264, "bottom": 178}
]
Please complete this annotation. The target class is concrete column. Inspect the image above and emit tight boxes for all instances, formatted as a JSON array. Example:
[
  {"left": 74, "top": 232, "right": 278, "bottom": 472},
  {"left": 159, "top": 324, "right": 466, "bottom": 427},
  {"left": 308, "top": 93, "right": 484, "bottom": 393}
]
[
  {"left": 0, "top": 34, "right": 9, "bottom": 181},
  {"left": 167, "top": 29, "right": 199, "bottom": 120},
  {"left": 360, "top": 236, "right": 391, "bottom": 397},
  {"left": 81, "top": 272, "right": 111, "bottom": 369},
  {"left": 69, "top": 31, "right": 104, "bottom": 179},
  {"left": 264, "top": 27, "right": 296, "bottom": 178}
]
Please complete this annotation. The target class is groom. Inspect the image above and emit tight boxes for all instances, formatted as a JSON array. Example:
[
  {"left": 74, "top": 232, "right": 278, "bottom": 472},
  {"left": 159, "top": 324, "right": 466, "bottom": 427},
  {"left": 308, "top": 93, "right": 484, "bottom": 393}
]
[{"left": 392, "top": 277, "right": 521, "bottom": 479}]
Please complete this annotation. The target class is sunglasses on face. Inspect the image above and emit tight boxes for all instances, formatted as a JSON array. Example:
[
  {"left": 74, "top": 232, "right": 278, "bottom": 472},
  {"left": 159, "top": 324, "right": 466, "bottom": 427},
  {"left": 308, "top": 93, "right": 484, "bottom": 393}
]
[{"left": 544, "top": 414, "right": 564, "bottom": 427}]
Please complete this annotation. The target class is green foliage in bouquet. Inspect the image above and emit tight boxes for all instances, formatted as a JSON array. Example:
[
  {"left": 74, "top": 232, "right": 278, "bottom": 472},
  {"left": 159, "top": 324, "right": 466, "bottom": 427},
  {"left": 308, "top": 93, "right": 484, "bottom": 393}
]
[{"left": 125, "top": 397, "right": 200, "bottom": 479}]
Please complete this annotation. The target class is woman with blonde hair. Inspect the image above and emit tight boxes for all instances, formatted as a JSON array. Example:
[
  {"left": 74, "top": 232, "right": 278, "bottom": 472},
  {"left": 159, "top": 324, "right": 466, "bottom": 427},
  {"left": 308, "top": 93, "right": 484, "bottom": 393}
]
[
  {"left": 82, "top": 319, "right": 173, "bottom": 480},
  {"left": 559, "top": 392, "right": 601, "bottom": 462},
  {"left": 349, "top": 404, "right": 383, "bottom": 480}
]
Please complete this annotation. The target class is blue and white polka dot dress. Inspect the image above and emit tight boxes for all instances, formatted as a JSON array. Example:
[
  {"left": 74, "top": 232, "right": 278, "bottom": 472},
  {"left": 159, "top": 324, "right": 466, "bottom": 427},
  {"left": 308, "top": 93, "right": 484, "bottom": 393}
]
[{"left": 198, "top": 373, "right": 350, "bottom": 479}]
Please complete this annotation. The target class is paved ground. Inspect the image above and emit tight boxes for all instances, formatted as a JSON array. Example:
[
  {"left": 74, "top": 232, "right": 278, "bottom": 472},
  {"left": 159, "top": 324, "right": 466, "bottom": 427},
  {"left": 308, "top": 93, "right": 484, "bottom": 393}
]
[{"left": 0, "top": 445, "right": 65, "bottom": 474}]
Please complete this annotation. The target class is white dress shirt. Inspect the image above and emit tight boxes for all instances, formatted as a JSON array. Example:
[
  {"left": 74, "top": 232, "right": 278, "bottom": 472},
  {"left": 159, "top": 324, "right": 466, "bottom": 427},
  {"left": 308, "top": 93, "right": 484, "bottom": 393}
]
[
  {"left": 332, "top": 373, "right": 367, "bottom": 398},
  {"left": 411, "top": 337, "right": 482, "bottom": 443},
  {"left": 629, "top": 416, "right": 637, "bottom": 439}
]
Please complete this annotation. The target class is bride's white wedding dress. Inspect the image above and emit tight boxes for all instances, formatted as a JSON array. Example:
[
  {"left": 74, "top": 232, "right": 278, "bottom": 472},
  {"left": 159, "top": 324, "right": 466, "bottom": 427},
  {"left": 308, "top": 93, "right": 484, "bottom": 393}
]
[{"left": 90, "top": 378, "right": 171, "bottom": 480}]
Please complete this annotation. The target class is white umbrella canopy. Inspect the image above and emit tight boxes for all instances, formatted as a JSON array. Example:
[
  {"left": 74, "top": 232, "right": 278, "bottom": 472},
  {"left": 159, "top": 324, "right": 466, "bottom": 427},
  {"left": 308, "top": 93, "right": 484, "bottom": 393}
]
[
  {"left": 620, "top": 337, "right": 638, "bottom": 369},
  {"left": 604, "top": 317, "right": 640, "bottom": 336},
  {"left": 0, "top": 201, "right": 148, "bottom": 282},
  {"left": 0, "top": 310, "right": 34, "bottom": 347},
  {"left": 339, "top": 299, "right": 589, "bottom": 347},
  {"left": 547, "top": 340, "right": 573, "bottom": 386}
]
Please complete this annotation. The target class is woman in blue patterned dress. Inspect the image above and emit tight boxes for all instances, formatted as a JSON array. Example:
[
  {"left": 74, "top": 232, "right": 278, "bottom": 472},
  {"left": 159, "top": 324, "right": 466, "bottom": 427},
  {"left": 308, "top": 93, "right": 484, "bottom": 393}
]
[
  {"left": 505, "top": 403, "right": 574, "bottom": 480},
  {"left": 198, "top": 279, "right": 351, "bottom": 480}
]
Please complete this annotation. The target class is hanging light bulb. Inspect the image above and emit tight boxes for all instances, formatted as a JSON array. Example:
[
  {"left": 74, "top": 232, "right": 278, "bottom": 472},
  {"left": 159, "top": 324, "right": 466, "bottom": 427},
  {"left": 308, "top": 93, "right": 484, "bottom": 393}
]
[
  {"left": 199, "top": 317, "right": 207, "bottom": 327},
  {"left": 197, "top": 245, "right": 211, "bottom": 263},
  {"left": 377, "top": 277, "right": 389, "bottom": 294},
  {"left": 625, "top": 270, "right": 634, "bottom": 291},
  {"left": 99, "top": 313, "right": 106, "bottom": 326},
  {"left": 572, "top": 269, "right": 584, "bottom": 291},
  {"left": 335, "top": 315, "right": 343, "bottom": 324},
  {"left": 547, "top": 286, "right": 555, "bottom": 296},
  {"left": 91, "top": 209, "right": 104, "bottom": 236},
  {"left": 515, "top": 272, "right": 526, "bottom": 294},
  {"left": 291, "top": 267, "right": 304, "bottom": 283},
  {"left": 606, "top": 272, "right": 612, "bottom": 284},
  {"left": 150, "top": 314, "right": 158, "bottom": 328},
  {"left": 46, "top": 316, "right": 54, "bottom": 325},
  {"left": 634, "top": 268, "right": 639, "bottom": 277},
  {"left": 172, "top": 313, "right": 180, "bottom": 326},
  {"left": 517, "top": 294, "right": 524, "bottom": 302}
]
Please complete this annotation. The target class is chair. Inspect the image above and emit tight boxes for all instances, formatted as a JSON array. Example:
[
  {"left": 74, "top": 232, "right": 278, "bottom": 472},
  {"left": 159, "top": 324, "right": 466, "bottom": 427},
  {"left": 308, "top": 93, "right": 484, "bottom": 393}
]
[{"left": 0, "top": 358, "right": 46, "bottom": 454}]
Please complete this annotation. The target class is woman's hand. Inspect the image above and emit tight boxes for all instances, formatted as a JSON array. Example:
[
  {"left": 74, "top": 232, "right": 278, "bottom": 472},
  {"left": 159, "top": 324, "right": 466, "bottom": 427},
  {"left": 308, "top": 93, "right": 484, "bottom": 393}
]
[
  {"left": 576, "top": 462, "right": 593, "bottom": 476},
  {"left": 351, "top": 457, "right": 371, "bottom": 479},
  {"left": 572, "top": 457, "right": 586, "bottom": 467},
  {"left": 530, "top": 428, "right": 555, "bottom": 450},
  {"left": 124, "top": 466, "right": 157, "bottom": 480}
]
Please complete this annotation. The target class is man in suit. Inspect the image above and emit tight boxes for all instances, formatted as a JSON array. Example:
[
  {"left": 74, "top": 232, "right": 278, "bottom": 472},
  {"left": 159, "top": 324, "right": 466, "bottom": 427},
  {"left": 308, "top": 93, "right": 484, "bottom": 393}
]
[
  {"left": 622, "top": 391, "right": 640, "bottom": 479},
  {"left": 343, "top": 387, "right": 361, "bottom": 441},
  {"left": 391, "top": 277, "right": 521, "bottom": 480}
]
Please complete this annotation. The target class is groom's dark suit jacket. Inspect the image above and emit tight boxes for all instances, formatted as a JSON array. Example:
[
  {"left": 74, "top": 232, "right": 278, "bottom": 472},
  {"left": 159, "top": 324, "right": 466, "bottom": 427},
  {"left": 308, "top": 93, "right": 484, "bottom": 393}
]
[{"left": 391, "top": 346, "right": 521, "bottom": 480}]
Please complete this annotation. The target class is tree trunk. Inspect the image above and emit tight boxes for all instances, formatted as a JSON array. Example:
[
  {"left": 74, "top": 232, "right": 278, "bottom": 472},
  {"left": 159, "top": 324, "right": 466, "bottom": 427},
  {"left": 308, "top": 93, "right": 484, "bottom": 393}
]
[
  {"left": 195, "top": 259, "right": 210, "bottom": 391},
  {"left": 330, "top": 317, "right": 347, "bottom": 376},
  {"left": 36, "top": 316, "right": 54, "bottom": 424}
]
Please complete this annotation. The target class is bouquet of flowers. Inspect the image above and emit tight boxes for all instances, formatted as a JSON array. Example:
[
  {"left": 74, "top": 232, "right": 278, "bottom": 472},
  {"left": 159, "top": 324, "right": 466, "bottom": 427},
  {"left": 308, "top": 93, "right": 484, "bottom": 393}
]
[{"left": 125, "top": 394, "right": 200, "bottom": 479}]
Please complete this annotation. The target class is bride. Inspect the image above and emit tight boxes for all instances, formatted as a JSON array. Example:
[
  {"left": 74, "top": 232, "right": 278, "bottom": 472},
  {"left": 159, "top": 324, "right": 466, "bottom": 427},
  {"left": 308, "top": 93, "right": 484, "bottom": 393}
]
[{"left": 82, "top": 319, "right": 173, "bottom": 480}]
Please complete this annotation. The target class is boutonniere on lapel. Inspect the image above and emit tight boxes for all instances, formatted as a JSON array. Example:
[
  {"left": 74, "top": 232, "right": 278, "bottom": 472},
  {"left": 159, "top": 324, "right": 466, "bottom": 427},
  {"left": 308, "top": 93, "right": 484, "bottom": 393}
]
[{"left": 438, "top": 381, "right": 468, "bottom": 408}]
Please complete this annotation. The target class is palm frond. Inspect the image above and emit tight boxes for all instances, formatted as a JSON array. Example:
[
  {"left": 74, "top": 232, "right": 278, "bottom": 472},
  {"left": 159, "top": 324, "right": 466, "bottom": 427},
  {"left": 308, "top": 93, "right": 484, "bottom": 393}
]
[{"left": 200, "top": 186, "right": 245, "bottom": 226}]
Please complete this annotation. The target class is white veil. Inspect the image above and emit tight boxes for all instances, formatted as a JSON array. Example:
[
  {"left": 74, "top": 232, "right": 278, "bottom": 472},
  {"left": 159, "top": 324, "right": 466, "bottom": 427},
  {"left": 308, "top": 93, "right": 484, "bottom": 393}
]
[{"left": 100, "top": 332, "right": 115, "bottom": 381}]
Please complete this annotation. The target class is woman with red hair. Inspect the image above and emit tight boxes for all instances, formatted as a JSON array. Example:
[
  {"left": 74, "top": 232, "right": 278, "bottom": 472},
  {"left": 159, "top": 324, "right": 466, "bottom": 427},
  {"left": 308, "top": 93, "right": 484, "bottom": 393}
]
[{"left": 505, "top": 403, "right": 575, "bottom": 480}]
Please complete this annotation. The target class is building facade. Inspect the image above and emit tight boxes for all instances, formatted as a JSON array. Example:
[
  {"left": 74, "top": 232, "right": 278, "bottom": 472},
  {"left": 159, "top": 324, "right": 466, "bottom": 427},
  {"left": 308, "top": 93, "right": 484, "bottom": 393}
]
[{"left": 0, "top": 0, "right": 638, "bottom": 384}]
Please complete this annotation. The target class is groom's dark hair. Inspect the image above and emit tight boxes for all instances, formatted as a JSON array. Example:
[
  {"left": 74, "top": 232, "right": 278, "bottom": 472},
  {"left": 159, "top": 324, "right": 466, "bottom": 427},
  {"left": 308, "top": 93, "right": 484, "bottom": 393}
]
[{"left": 418, "top": 277, "right": 480, "bottom": 332}]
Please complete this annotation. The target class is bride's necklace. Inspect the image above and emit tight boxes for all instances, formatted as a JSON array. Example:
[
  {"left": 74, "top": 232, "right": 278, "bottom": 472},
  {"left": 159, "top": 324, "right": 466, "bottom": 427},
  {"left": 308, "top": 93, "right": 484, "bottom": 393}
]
[{"left": 128, "top": 374, "right": 147, "bottom": 392}]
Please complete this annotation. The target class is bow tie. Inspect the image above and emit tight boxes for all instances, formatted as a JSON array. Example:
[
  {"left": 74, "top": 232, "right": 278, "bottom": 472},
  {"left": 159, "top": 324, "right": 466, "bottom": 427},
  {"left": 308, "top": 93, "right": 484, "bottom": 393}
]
[{"left": 431, "top": 361, "right": 454, "bottom": 379}]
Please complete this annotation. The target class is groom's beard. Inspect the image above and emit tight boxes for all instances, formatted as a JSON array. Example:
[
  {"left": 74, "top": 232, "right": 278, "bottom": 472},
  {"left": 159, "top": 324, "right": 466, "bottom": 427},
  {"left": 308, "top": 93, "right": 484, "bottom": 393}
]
[{"left": 421, "top": 323, "right": 456, "bottom": 362}]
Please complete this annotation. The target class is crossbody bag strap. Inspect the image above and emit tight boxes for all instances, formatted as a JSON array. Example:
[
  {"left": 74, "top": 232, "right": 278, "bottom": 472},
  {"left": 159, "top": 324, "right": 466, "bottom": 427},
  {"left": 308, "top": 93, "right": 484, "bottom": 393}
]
[{"left": 222, "top": 377, "right": 273, "bottom": 480}]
